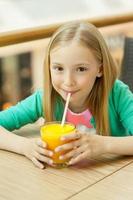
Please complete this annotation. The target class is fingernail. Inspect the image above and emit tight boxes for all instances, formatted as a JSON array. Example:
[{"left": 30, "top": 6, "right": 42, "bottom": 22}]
[
  {"left": 68, "top": 160, "right": 73, "bottom": 165},
  {"left": 55, "top": 147, "right": 60, "bottom": 152},
  {"left": 43, "top": 143, "right": 46, "bottom": 148},
  {"left": 49, "top": 152, "right": 53, "bottom": 156},
  {"left": 59, "top": 156, "right": 63, "bottom": 160},
  {"left": 61, "top": 137, "right": 65, "bottom": 141},
  {"left": 49, "top": 160, "right": 53, "bottom": 164},
  {"left": 40, "top": 165, "right": 44, "bottom": 169}
]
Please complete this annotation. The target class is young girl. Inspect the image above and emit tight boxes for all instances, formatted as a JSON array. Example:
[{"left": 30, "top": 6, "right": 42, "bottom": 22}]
[{"left": 0, "top": 21, "right": 133, "bottom": 169}]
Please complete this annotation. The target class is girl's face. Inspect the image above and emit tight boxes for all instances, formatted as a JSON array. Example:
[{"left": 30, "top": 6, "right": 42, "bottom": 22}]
[{"left": 50, "top": 42, "right": 102, "bottom": 112}]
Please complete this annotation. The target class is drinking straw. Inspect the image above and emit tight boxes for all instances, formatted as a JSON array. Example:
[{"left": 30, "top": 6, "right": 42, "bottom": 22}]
[{"left": 61, "top": 93, "right": 71, "bottom": 126}]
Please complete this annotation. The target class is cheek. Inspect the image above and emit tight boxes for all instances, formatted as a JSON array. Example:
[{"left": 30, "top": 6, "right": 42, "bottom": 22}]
[
  {"left": 80, "top": 75, "right": 97, "bottom": 89},
  {"left": 51, "top": 74, "right": 61, "bottom": 87}
]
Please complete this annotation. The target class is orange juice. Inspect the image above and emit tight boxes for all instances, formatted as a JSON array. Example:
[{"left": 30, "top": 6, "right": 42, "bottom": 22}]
[{"left": 41, "top": 122, "right": 75, "bottom": 167}]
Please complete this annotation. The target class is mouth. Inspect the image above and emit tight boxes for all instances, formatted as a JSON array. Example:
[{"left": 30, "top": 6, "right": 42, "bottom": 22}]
[{"left": 62, "top": 89, "right": 79, "bottom": 96}]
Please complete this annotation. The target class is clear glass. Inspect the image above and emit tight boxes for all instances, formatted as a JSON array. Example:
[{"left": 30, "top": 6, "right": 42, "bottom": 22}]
[{"left": 40, "top": 121, "right": 75, "bottom": 168}]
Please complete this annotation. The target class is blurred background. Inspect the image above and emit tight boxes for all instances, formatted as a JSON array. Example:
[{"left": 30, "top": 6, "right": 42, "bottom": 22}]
[{"left": 0, "top": 0, "right": 133, "bottom": 110}]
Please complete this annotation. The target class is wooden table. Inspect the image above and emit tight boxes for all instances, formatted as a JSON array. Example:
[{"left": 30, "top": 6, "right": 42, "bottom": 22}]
[{"left": 0, "top": 124, "right": 133, "bottom": 200}]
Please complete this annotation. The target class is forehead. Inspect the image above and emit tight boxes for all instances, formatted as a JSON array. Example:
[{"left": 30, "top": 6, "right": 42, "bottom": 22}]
[{"left": 50, "top": 42, "right": 96, "bottom": 62}]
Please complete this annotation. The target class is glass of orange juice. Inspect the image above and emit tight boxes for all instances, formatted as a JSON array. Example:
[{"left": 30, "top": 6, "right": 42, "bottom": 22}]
[{"left": 40, "top": 121, "right": 75, "bottom": 168}]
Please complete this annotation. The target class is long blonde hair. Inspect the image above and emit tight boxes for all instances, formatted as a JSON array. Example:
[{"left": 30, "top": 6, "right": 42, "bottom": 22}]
[{"left": 43, "top": 21, "right": 118, "bottom": 135}]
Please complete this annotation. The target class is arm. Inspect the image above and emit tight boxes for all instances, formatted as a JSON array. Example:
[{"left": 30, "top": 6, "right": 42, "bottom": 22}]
[
  {"left": 54, "top": 132, "right": 133, "bottom": 165},
  {"left": 0, "top": 126, "right": 26, "bottom": 155},
  {"left": 0, "top": 126, "right": 54, "bottom": 168},
  {"left": 0, "top": 90, "right": 43, "bottom": 131},
  {"left": 0, "top": 90, "right": 54, "bottom": 168},
  {"left": 105, "top": 135, "right": 133, "bottom": 155},
  {"left": 55, "top": 81, "right": 133, "bottom": 164}
]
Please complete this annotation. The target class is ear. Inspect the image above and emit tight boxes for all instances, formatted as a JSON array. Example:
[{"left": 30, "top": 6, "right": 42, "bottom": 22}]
[
  {"left": 97, "top": 72, "right": 102, "bottom": 77},
  {"left": 97, "top": 65, "right": 103, "bottom": 77}
]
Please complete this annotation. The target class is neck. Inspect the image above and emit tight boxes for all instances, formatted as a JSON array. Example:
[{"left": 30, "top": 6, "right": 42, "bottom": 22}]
[{"left": 69, "top": 104, "right": 88, "bottom": 113}]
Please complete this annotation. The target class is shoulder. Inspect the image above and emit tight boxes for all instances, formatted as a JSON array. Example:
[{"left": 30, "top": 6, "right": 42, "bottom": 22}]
[
  {"left": 109, "top": 80, "right": 133, "bottom": 134},
  {"left": 33, "top": 89, "right": 43, "bottom": 97},
  {"left": 112, "top": 79, "right": 130, "bottom": 92},
  {"left": 110, "top": 79, "right": 133, "bottom": 100},
  {"left": 109, "top": 79, "right": 133, "bottom": 115},
  {"left": 17, "top": 89, "right": 43, "bottom": 113},
  {"left": 28, "top": 89, "right": 43, "bottom": 103},
  {"left": 32, "top": 89, "right": 43, "bottom": 99}
]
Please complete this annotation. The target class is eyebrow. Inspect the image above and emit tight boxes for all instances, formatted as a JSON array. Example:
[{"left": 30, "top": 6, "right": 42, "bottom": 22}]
[
  {"left": 74, "top": 63, "right": 91, "bottom": 67},
  {"left": 51, "top": 62, "right": 62, "bottom": 65},
  {"left": 51, "top": 62, "right": 91, "bottom": 66}
]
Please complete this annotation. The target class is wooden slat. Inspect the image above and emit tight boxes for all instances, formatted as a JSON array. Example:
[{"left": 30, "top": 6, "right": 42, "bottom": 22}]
[
  {"left": 0, "top": 124, "right": 133, "bottom": 200},
  {"left": 70, "top": 162, "right": 133, "bottom": 200},
  {"left": 0, "top": 13, "right": 133, "bottom": 47},
  {"left": 0, "top": 149, "right": 132, "bottom": 200}
]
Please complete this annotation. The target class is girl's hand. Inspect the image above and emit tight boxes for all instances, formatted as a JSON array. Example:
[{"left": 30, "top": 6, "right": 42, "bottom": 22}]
[
  {"left": 23, "top": 138, "right": 54, "bottom": 169},
  {"left": 55, "top": 131, "right": 107, "bottom": 165}
]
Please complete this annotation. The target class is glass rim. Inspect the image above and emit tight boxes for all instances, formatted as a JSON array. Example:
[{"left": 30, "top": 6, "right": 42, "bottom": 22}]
[{"left": 40, "top": 121, "right": 75, "bottom": 128}]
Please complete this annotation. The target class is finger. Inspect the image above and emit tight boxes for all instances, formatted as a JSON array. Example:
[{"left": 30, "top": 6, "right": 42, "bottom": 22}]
[
  {"left": 61, "top": 131, "right": 81, "bottom": 141},
  {"left": 36, "top": 147, "right": 53, "bottom": 157},
  {"left": 68, "top": 150, "right": 90, "bottom": 165},
  {"left": 31, "top": 157, "right": 45, "bottom": 169},
  {"left": 34, "top": 151, "right": 53, "bottom": 166},
  {"left": 55, "top": 140, "right": 81, "bottom": 152},
  {"left": 59, "top": 148, "right": 76, "bottom": 160},
  {"left": 59, "top": 143, "right": 88, "bottom": 160},
  {"left": 36, "top": 139, "right": 47, "bottom": 148}
]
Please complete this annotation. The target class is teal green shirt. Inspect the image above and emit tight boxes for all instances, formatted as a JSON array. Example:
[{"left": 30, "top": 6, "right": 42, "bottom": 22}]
[{"left": 0, "top": 80, "right": 133, "bottom": 136}]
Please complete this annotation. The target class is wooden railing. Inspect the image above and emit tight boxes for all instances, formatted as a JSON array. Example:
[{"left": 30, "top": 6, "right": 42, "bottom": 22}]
[{"left": 0, "top": 13, "right": 133, "bottom": 47}]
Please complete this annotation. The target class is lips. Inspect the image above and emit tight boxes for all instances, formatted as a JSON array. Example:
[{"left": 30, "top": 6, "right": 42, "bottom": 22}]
[{"left": 62, "top": 89, "right": 79, "bottom": 95}]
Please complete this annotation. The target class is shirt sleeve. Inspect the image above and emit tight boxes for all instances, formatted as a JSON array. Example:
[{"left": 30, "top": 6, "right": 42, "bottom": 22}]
[
  {"left": 114, "top": 81, "right": 133, "bottom": 134},
  {"left": 0, "top": 90, "right": 43, "bottom": 131}
]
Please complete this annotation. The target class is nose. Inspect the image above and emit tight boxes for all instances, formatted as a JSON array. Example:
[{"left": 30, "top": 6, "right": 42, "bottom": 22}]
[{"left": 64, "top": 71, "right": 75, "bottom": 87}]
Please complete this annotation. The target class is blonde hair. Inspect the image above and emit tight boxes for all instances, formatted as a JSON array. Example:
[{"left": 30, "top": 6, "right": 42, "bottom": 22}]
[{"left": 43, "top": 21, "right": 118, "bottom": 136}]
